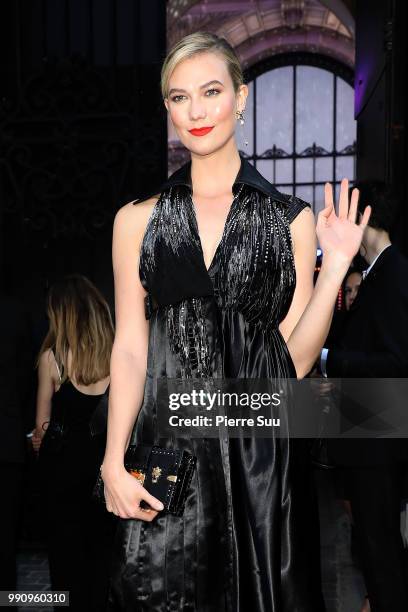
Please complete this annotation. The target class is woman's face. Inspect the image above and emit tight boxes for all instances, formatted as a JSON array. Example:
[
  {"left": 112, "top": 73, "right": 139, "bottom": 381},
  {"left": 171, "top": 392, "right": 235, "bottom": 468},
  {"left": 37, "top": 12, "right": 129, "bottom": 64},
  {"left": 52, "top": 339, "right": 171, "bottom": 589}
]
[
  {"left": 164, "top": 51, "right": 247, "bottom": 155},
  {"left": 344, "top": 271, "right": 362, "bottom": 310}
]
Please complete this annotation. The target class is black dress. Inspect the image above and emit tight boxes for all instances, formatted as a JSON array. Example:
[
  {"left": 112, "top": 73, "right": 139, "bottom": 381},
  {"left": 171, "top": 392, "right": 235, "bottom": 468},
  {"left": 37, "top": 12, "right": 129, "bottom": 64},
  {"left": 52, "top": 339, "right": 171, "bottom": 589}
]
[
  {"left": 38, "top": 360, "right": 117, "bottom": 611},
  {"left": 107, "top": 155, "right": 325, "bottom": 612}
]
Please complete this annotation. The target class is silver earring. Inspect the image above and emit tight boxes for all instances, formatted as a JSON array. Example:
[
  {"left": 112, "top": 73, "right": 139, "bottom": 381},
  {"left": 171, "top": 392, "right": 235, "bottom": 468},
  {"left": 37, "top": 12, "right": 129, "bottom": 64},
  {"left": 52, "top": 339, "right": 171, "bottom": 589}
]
[{"left": 236, "top": 109, "right": 248, "bottom": 146}]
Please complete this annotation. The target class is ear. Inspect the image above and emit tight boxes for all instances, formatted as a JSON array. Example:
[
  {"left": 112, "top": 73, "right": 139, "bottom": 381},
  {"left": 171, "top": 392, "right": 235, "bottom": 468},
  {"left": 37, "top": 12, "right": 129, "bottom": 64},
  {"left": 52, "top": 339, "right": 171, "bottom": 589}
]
[
  {"left": 236, "top": 83, "right": 249, "bottom": 113},
  {"left": 164, "top": 97, "right": 169, "bottom": 112}
]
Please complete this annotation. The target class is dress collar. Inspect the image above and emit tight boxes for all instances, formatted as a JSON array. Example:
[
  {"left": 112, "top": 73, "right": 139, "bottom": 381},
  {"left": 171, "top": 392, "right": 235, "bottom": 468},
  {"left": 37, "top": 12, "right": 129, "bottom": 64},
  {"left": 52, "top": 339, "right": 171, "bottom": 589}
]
[{"left": 160, "top": 153, "right": 287, "bottom": 203}]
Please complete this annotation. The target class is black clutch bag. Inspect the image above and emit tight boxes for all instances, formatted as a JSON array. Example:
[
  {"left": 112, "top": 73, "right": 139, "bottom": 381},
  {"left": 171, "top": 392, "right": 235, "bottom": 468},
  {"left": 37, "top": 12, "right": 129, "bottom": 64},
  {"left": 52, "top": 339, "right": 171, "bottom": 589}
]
[{"left": 93, "top": 444, "right": 197, "bottom": 517}]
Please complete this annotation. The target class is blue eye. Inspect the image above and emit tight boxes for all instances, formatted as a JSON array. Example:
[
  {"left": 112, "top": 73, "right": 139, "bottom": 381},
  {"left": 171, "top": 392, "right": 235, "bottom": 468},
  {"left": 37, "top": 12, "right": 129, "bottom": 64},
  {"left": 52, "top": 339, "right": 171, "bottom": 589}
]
[
  {"left": 171, "top": 95, "right": 185, "bottom": 103},
  {"left": 206, "top": 88, "right": 220, "bottom": 96}
]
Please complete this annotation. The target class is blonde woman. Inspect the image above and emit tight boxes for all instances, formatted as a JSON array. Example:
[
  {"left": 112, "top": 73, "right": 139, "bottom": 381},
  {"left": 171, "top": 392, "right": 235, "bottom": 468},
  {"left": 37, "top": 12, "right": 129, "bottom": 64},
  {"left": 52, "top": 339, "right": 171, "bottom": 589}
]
[
  {"left": 102, "top": 32, "right": 371, "bottom": 611},
  {"left": 33, "top": 274, "right": 116, "bottom": 611}
]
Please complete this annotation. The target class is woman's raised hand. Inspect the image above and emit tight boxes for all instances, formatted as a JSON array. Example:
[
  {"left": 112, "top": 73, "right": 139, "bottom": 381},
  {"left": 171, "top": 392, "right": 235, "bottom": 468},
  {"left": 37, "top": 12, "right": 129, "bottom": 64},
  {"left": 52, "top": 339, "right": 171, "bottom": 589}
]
[
  {"left": 101, "top": 464, "right": 164, "bottom": 522},
  {"left": 317, "top": 178, "right": 371, "bottom": 264}
]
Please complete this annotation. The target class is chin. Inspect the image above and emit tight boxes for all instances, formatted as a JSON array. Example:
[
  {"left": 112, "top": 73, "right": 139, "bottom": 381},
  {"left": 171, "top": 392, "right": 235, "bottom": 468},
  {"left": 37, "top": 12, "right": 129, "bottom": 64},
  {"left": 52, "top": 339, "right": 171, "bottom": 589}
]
[{"left": 185, "top": 142, "right": 221, "bottom": 157}]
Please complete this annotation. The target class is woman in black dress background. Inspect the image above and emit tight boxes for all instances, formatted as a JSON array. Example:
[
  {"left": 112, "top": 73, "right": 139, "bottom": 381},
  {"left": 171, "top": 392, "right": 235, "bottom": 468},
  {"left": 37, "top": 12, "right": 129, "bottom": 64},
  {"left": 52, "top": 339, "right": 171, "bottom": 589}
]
[
  {"left": 32, "top": 274, "right": 117, "bottom": 610},
  {"left": 101, "top": 32, "right": 371, "bottom": 611}
]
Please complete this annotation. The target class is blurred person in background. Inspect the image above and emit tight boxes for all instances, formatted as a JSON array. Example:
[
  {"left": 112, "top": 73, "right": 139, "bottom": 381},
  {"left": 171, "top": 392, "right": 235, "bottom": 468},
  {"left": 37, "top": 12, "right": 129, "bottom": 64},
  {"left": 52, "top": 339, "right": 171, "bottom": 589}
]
[
  {"left": 344, "top": 270, "right": 362, "bottom": 311},
  {"left": 32, "top": 274, "right": 117, "bottom": 611},
  {"left": 320, "top": 182, "right": 408, "bottom": 612}
]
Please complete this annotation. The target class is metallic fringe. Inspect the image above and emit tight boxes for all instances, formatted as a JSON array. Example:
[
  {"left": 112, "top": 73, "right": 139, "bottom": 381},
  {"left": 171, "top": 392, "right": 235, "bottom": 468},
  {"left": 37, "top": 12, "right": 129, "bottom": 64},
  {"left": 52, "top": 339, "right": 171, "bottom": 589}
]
[
  {"left": 213, "top": 187, "right": 297, "bottom": 330},
  {"left": 166, "top": 297, "right": 212, "bottom": 378}
]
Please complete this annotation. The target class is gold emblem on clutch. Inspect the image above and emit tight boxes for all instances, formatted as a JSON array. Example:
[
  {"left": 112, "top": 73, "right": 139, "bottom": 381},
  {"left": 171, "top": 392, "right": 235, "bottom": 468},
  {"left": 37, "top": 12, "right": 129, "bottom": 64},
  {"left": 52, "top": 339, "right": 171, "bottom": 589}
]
[
  {"left": 167, "top": 475, "right": 177, "bottom": 482},
  {"left": 151, "top": 466, "right": 162, "bottom": 483},
  {"left": 129, "top": 469, "right": 146, "bottom": 485}
]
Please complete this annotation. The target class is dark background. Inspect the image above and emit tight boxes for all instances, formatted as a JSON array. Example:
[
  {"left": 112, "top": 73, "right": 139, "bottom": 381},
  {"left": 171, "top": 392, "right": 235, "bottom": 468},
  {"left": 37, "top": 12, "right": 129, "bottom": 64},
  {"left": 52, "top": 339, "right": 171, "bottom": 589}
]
[{"left": 0, "top": 0, "right": 167, "bottom": 312}]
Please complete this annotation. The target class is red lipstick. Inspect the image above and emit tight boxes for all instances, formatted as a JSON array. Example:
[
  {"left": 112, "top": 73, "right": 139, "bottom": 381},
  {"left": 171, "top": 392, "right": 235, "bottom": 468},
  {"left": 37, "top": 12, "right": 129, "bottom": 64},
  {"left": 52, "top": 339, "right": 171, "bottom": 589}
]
[{"left": 188, "top": 126, "right": 214, "bottom": 137}]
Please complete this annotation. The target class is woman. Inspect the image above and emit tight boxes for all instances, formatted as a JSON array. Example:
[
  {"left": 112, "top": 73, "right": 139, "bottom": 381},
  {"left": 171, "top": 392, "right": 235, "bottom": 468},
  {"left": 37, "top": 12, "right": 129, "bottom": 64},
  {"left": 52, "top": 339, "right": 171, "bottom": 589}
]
[
  {"left": 344, "top": 269, "right": 363, "bottom": 311},
  {"left": 101, "top": 32, "right": 371, "bottom": 611},
  {"left": 32, "top": 274, "right": 117, "bottom": 611}
]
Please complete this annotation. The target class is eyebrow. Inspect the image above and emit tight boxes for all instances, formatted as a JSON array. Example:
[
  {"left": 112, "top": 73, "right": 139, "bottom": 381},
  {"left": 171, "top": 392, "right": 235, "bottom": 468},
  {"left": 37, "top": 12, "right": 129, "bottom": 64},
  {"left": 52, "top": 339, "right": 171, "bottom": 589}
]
[{"left": 168, "top": 80, "right": 224, "bottom": 96}]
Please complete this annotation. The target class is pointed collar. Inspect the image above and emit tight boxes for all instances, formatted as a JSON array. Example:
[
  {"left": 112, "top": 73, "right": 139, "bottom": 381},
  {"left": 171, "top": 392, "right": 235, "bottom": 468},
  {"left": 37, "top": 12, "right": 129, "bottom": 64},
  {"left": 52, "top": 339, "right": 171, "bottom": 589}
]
[{"left": 160, "top": 153, "right": 287, "bottom": 203}]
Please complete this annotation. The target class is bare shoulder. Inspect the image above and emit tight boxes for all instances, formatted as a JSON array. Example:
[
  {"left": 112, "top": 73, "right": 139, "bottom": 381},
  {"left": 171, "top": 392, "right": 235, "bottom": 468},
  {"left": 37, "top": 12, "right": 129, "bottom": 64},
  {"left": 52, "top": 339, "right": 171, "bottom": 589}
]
[
  {"left": 290, "top": 205, "right": 315, "bottom": 230},
  {"left": 114, "top": 195, "right": 160, "bottom": 239},
  {"left": 290, "top": 206, "right": 316, "bottom": 255},
  {"left": 39, "top": 348, "right": 54, "bottom": 367},
  {"left": 38, "top": 348, "right": 59, "bottom": 381}
]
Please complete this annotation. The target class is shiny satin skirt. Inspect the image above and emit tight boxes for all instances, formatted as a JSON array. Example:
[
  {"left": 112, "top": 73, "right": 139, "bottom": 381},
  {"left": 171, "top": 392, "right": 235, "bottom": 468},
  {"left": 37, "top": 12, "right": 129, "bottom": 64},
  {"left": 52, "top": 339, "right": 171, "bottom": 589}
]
[{"left": 107, "top": 303, "right": 326, "bottom": 611}]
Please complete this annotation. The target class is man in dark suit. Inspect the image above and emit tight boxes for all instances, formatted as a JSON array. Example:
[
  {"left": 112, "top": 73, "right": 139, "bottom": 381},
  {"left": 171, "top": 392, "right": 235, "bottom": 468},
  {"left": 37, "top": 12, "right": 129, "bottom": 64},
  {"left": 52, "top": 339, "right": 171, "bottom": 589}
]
[
  {"left": 320, "top": 182, "right": 408, "bottom": 611},
  {"left": 0, "top": 292, "right": 33, "bottom": 590}
]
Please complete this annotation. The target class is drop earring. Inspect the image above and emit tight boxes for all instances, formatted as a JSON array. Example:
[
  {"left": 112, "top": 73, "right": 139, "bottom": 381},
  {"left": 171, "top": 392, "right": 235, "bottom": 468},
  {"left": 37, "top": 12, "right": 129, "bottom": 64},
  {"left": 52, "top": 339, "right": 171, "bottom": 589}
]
[{"left": 236, "top": 109, "right": 249, "bottom": 146}]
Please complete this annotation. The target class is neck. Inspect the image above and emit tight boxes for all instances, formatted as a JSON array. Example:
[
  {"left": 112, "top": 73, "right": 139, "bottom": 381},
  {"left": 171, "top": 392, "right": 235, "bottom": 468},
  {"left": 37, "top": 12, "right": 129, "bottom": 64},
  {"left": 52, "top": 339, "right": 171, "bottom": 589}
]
[
  {"left": 364, "top": 231, "right": 391, "bottom": 265},
  {"left": 190, "top": 138, "right": 241, "bottom": 198}
]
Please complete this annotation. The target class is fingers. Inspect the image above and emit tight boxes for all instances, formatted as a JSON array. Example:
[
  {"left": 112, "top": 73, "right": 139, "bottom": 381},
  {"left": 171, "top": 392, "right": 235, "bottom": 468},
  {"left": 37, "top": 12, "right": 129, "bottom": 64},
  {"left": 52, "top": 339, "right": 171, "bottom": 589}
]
[
  {"left": 133, "top": 507, "right": 159, "bottom": 522},
  {"left": 31, "top": 436, "right": 41, "bottom": 452},
  {"left": 140, "top": 489, "right": 164, "bottom": 512},
  {"left": 108, "top": 503, "right": 159, "bottom": 522},
  {"left": 324, "top": 182, "right": 334, "bottom": 213},
  {"left": 348, "top": 187, "right": 359, "bottom": 223},
  {"left": 338, "top": 178, "right": 349, "bottom": 219},
  {"left": 358, "top": 204, "right": 372, "bottom": 229},
  {"left": 105, "top": 491, "right": 120, "bottom": 517},
  {"left": 142, "top": 510, "right": 159, "bottom": 521},
  {"left": 105, "top": 488, "right": 163, "bottom": 522},
  {"left": 324, "top": 179, "right": 361, "bottom": 223}
]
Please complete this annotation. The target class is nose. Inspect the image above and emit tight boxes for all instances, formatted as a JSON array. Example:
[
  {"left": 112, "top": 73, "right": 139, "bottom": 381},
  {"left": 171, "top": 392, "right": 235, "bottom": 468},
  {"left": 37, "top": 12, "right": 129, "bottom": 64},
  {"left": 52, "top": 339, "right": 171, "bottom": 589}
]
[{"left": 189, "top": 95, "right": 206, "bottom": 121}]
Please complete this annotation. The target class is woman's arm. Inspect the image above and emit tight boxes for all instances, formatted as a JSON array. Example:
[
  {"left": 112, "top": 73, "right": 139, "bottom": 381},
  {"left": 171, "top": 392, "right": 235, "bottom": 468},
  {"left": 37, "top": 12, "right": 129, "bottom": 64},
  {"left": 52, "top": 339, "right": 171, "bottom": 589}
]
[
  {"left": 32, "top": 349, "right": 56, "bottom": 450},
  {"left": 101, "top": 198, "right": 165, "bottom": 520},
  {"left": 102, "top": 200, "right": 151, "bottom": 469},
  {"left": 279, "top": 180, "right": 371, "bottom": 379},
  {"left": 279, "top": 206, "right": 316, "bottom": 349}
]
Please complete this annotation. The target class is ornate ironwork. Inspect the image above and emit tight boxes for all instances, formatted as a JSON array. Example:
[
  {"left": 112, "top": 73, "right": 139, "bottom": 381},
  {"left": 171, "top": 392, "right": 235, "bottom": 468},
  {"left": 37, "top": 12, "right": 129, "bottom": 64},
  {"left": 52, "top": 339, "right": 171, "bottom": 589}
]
[
  {"left": 259, "top": 146, "right": 291, "bottom": 159},
  {"left": 247, "top": 142, "right": 357, "bottom": 161},
  {"left": 299, "top": 143, "right": 331, "bottom": 157}
]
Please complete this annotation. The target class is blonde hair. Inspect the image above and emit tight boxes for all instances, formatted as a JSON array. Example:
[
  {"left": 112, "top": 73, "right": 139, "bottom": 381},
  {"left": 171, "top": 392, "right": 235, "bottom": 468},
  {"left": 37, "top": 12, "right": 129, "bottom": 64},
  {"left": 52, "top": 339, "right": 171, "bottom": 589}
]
[
  {"left": 161, "top": 31, "right": 244, "bottom": 100},
  {"left": 36, "top": 274, "right": 114, "bottom": 385}
]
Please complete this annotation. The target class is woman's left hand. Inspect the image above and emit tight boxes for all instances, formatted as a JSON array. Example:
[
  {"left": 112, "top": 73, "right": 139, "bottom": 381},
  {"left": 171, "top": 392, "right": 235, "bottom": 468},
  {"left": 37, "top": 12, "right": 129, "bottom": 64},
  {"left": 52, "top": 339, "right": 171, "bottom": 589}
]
[
  {"left": 31, "top": 427, "right": 45, "bottom": 452},
  {"left": 317, "top": 178, "right": 371, "bottom": 264}
]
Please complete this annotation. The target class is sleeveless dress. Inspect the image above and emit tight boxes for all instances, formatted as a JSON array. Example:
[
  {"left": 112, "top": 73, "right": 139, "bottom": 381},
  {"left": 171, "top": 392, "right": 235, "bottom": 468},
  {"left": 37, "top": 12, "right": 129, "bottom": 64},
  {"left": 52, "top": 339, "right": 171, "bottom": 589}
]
[
  {"left": 38, "top": 357, "right": 117, "bottom": 611},
  {"left": 107, "top": 155, "right": 325, "bottom": 612}
]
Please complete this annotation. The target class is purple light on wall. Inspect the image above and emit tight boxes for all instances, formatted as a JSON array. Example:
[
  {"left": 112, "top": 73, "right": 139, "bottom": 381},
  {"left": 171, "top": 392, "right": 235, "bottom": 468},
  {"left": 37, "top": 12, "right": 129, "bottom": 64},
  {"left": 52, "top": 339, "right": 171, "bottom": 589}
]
[{"left": 354, "top": 58, "right": 375, "bottom": 117}]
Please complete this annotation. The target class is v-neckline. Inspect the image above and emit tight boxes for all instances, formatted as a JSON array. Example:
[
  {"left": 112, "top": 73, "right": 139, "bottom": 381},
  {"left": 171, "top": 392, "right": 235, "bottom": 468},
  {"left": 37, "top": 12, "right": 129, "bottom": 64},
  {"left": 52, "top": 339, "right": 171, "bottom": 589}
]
[{"left": 189, "top": 187, "right": 241, "bottom": 274}]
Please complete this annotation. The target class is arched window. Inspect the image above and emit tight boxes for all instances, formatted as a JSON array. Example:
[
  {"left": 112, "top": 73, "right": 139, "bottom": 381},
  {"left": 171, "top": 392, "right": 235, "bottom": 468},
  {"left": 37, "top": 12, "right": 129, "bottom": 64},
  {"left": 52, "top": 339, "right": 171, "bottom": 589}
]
[{"left": 236, "top": 54, "right": 356, "bottom": 214}]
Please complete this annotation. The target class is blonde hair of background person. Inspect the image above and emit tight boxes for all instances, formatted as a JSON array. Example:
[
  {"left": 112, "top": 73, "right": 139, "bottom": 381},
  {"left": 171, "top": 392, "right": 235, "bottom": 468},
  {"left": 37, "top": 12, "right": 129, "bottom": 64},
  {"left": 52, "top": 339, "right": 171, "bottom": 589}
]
[
  {"left": 100, "top": 31, "right": 371, "bottom": 522},
  {"left": 32, "top": 274, "right": 114, "bottom": 451}
]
